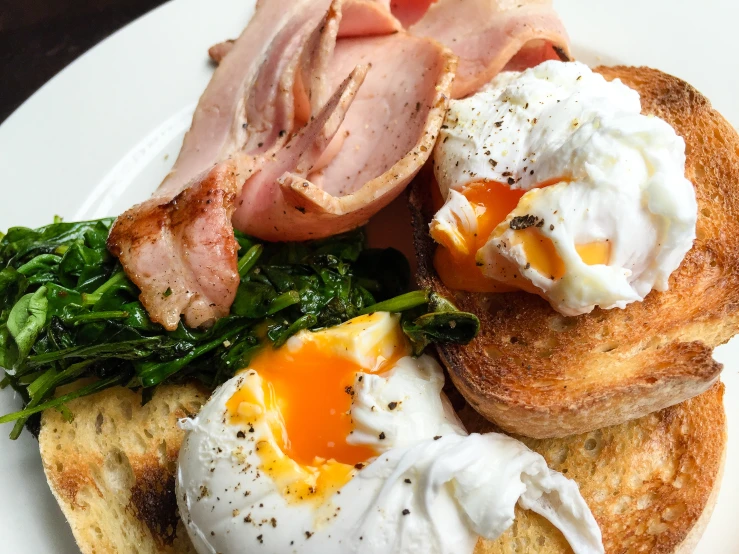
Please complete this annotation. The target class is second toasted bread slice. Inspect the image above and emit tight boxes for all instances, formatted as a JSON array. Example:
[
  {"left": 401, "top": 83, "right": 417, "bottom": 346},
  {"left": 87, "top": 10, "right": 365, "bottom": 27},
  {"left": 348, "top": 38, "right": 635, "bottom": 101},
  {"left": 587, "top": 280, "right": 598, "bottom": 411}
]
[
  {"left": 410, "top": 65, "right": 739, "bottom": 437},
  {"left": 469, "top": 381, "right": 726, "bottom": 554}
]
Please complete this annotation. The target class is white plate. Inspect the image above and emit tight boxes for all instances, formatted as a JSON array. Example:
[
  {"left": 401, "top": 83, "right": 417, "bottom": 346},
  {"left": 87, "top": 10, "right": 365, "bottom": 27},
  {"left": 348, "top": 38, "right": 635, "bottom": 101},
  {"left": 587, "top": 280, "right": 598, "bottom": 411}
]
[{"left": 0, "top": 0, "right": 737, "bottom": 552}]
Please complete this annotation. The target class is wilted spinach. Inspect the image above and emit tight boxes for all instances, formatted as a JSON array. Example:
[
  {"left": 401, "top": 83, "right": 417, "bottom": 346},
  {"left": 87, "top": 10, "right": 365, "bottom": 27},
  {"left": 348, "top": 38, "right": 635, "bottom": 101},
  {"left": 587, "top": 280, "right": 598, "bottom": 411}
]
[{"left": 0, "top": 218, "right": 479, "bottom": 438}]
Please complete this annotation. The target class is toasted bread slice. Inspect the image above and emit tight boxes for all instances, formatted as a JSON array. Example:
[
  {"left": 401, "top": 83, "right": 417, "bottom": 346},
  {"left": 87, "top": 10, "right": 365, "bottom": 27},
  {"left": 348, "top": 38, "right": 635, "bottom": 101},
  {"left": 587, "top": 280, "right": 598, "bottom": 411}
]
[
  {"left": 469, "top": 381, "right": 726, "bottom": 554},
  {"left": 38, "top": 384, "right": 207, "bottom": 554},
  {"left": 38, "top": 379, "right": 724, "bottom": 554},
  {"left": 410, "top": 65, "right": 739, "bottom": 437}
]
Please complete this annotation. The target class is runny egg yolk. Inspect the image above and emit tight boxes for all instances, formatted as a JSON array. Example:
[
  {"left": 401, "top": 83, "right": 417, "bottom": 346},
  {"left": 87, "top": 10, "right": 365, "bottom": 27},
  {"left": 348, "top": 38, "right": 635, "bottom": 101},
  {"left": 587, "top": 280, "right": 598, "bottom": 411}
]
[
  {"left": 433, "top": 181, "right": 524, "bottom": 292},
  {"left": 433, "top": 180, "right": 611, "bottom": 291},
  {"left": 226, "top": 315, "right": 409, "bottom": 504},
  {"left": 246, "top": 340, "right": 380, "bottom": 467}
]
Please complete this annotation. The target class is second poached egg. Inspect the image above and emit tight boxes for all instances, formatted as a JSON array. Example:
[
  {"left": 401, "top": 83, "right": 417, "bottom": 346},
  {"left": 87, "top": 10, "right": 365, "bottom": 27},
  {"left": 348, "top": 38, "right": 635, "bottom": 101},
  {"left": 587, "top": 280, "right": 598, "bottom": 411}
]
[{"left": 431, "top": 61, "right": 697, "bottom": 315}]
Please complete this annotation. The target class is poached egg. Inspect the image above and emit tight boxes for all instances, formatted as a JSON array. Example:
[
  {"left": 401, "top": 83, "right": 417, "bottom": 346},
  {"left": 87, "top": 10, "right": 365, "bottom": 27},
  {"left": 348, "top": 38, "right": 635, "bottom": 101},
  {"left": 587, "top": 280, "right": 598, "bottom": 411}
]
[
  {"left": 431, "top": 61, "right": 697, "bottom": 315},
  {"left": 177, "top": 312, "right": 603, "bottom": 553}
]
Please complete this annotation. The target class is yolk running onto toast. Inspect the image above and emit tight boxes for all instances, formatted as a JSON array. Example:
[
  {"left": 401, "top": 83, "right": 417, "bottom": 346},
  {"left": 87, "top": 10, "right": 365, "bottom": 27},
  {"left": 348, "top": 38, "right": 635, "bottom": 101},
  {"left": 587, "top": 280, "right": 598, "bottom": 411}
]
[{"left": 433, "top": 179, "right": 611, "bottom": 292}]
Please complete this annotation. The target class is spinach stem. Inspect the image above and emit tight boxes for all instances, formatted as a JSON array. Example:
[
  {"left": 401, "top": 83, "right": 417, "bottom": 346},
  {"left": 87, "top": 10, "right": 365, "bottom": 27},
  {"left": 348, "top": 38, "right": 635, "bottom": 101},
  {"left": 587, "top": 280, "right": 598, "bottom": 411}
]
[
  {"left": 82, "top": 271, "right": 128, "bottom": 305},
  {"left": 16, "top": 254, "right": 62, "bottom": 275},
  {"left": 62, "top": 310, "right": 129, "bottom": 326},
  {"left": 138, "top": 324, "right": 250, "bottom": 388},
  {"left": 238, "top": 245, "right": 264, "bottom": 278},
  {"left": 0, "top": 373, "right": 124, "bottom": 427},
  {"left": 267, "top": 290, "right": 300, "bottom": 315},
  {"left": 272, "top": 314, "right": 318, "bottom": 348},
  {"left": 359, "top": 290, "right": 430, "bottom": 315}
]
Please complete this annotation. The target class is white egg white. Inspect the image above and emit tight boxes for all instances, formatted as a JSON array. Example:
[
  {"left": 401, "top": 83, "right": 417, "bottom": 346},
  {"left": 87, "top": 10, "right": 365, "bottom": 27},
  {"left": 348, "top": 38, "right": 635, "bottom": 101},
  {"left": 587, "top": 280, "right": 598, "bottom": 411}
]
[
  {"left": 432, "top": 61, "right": 697, "bottom": 315},
  {"left": 176, "top": 313, "right": 604, "bottom": 554}
]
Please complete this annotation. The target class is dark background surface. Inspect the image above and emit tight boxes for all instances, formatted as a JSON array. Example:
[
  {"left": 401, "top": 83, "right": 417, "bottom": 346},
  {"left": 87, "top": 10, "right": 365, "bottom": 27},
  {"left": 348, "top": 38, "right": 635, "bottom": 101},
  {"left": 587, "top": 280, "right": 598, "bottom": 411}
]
[{"left": 0, "top": 0, "right": 168, "bottom": 123}]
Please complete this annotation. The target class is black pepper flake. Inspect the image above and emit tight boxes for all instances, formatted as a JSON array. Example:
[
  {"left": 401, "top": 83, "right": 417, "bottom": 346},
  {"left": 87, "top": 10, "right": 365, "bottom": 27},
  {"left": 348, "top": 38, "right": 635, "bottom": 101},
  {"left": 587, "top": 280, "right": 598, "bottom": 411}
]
[
  {"left": 257, "top": 142, "right": 264, "bottom": 147},
  {"left": 550, "top": 224, "right": 554, "bottom": 231},
  {"left": 510, "top": 336, "right": 519, "bottom": 343},
  {"left": 237, "top": 430, "right": 246, "bottom": 439},
  {"left": 305, "top": 531, "right": 314, "bottom": 539},
  {"left": 271, "top": 518, "right": 277, "bottom": 528},
  {"left": 249, "top": 426, "right": 255, "bottom": 433},
  {"left": 345, "top": 386, "right": 354, "bottom": 396},
  {"left": 387, "top": 401, "right": 398, "bottom": 410},
  {"left": 402, "top": 509, "right": 411, "bottom": 516},
  {"left": 524, "top": 263, "right": 531, "bottom": 270},
  {"left": 507, "top": 177, "right": 516, "bottom": 185},
  {"left": 257, "top": 534, "right": 263, "bottom": 543},
  {"left": 279, "top": 130, "right": 286, "bottom": 137},
  {"left": 415, "top": 101, "right": 421, "bottom": 112},
  {"left": 433, "top": 435, "right": 442, "bottom": 440},
  {"left": 404, "top": 478, "right": 412, "bottom": 484},
  {"left": 379, "top": 432, "right": 386, "bottom": 440},
  {"left": 489, "top": 159, "right": 497, "bottom": 168},
  {"left": 355, "top": 462, "right": 365, "bottom": 470},
  {"left": 242, "top": 123, "right": 248, "bottom": 129},
  {"left": 494, "top": 121, "right": 503, "bottom": 127},
  {"left": 163, "top": 287, "right": 172, "bottom": 297},
  {"left": 510, "top": 215, "right": 543, "bottom": 230}
]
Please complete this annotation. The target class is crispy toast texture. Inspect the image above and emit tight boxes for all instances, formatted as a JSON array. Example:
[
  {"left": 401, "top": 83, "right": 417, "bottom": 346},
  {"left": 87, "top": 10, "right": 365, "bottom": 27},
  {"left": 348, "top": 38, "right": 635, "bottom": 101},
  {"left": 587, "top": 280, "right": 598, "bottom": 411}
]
[
  {"left": 471, "top": 382, "right": 726, "bottom": 554},
  {"left": 38, "top": 380, "right": 724, "bottom": 554},
  {"left": 410, "top": 66, "right": 739, "bottom": 437},
  {"left": 39, "top": 384, "right": 207, "bottom": 554}
]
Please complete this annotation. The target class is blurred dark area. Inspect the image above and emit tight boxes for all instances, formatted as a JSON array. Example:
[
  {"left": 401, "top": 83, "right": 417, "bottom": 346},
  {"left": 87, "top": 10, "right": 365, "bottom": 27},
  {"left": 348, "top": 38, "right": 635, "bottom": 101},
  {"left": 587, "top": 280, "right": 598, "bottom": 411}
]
[{"left": 0, "top": 0, "right": 168, "bottom": 123}]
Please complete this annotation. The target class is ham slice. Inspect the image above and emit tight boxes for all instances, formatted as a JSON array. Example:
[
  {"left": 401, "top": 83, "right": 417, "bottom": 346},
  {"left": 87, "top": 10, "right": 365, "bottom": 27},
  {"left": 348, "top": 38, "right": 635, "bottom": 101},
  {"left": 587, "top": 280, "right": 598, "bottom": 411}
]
[
  {"left": 389, "top": 0, "right": 436, "bottom": 27},
  {"left": 207, "top": 40, "right": 234, "bottom": 65},
  {"left": 108, "top": 67, "right": 367, "bottom": 330},
  {"left": 206, "top": 0, "right": 402, "bottom": 65},
  {"left": 410, "top": 0, "right": 571, "bottom": 98},
  {"left": 108, "top": 163, "right": 241, "bottom": 331},
  {"left": 339, "top": 0, "right": 403, "bottom": 37},
  {"left": 232, "top": 33, "right": 455, "bottom": 241},
  {"left": 108, "top": 0, "right": 455, "bottom": 328}
]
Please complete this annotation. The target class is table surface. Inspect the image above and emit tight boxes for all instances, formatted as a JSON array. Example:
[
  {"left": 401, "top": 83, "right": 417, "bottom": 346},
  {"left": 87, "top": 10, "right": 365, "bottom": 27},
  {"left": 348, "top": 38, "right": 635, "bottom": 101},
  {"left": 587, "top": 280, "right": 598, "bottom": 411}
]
[{"left": 0, "top": 0, "right": 167, "bottom": 123}]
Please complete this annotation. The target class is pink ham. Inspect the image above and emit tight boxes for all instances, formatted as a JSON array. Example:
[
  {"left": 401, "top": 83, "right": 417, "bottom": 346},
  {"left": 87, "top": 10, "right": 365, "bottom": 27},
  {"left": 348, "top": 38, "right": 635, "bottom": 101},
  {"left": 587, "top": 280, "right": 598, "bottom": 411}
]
[
  {"left": 207, "top": 40, "right": 234, "bottom": 64},
  {"left": 109, "top": 0, "right": 455, "bottom": 328},
  {"left": 108, "top": 65, "right": 367, "bottom": 331},
  {"left": 410, "top": 0, "right": 571, "bottom": 98},
  {"left": 108, "top": 163, "right": 241, "bottom": 331},
  {"left": 339, "top": 0, "right": 403, "bottom": 37},
  {"left": 109, "top": 0, "right": 346, "bottom": 329},
  {"left": 206, "top": 0, "right": 402, "bottom": 64},
  {"left": 232, "top": 33, "right": 455, "bottom": 240},
  {"left": 389, "top": 0, "right": 437, "bottom": 27}
]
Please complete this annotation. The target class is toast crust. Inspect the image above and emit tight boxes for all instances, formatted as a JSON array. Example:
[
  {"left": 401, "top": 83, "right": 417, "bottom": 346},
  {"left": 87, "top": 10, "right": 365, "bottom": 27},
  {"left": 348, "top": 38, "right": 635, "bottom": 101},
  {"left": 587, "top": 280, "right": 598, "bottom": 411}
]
[
  {"left": 38, "top": 381, "right": 725, "bottom": 554},
  {"left": 410, "top": 65, "right": 739, "bottom": 437},
  {"left": 39, "top": 384, "right": 207, "bottom": 554},
  {"left": 471, "top": 382, "right": 726, "bottom": 554}
]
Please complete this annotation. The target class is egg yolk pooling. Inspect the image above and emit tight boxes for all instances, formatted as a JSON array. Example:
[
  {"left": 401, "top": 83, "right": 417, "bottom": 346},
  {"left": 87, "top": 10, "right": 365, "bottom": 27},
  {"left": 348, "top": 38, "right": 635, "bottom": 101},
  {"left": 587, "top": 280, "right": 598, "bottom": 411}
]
[
  {"left": 226, "top": 313, "right": 410, "bottom": 503},
  {"left": 433, "top": 179, "right": 611, "bottom": 292}
]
